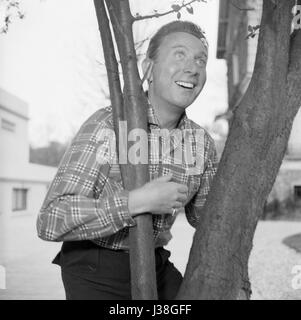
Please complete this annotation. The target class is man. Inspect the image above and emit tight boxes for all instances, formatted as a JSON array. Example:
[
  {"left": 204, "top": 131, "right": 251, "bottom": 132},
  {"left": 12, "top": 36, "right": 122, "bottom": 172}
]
[{"left": 37, "top": 20, "right": 218, "bottom": 300}]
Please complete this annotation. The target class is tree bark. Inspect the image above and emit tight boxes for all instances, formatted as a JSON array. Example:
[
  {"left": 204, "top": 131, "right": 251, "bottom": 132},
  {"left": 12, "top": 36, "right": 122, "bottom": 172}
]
[
  {"left": 94, "top": 0, "right": 157, "bottom": 300},
  {"left": 177, "top": 0, "right": 301, "bottom": 300}
]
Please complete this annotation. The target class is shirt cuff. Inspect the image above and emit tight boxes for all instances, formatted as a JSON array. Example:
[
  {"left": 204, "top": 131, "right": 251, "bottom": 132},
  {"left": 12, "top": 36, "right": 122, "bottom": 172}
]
[{"left": 103, "top": 189, "right": 137, "bottom": 231}]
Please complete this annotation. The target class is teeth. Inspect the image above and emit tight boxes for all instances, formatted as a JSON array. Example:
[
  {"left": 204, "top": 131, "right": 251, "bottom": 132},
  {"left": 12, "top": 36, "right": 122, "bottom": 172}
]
[{"left": 176, "top": 81, "right": 195, "bottom": 89}]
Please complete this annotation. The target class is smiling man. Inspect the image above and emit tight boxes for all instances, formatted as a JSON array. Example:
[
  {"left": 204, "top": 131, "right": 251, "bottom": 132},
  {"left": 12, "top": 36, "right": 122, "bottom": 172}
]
[
  {"left": 144, "top": 27, "right": 208, "bottom": 130},
  {"left": 37, "top": 20, "right": 218, "bottom": 300}
]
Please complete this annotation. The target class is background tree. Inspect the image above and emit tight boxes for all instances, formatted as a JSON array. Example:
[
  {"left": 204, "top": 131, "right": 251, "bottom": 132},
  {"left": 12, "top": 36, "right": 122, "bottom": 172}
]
[
  {"left": 0, "top": 0, "right": 24, "bottom": 34},
  {"left": 30, "top": 141, "right": 68, "bottom": 167}
]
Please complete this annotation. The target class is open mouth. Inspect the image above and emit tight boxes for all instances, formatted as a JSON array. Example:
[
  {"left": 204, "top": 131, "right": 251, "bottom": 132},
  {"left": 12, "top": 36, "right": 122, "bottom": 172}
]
[{"left": 175, "top": 81, "right": 196, "bottom": 89}]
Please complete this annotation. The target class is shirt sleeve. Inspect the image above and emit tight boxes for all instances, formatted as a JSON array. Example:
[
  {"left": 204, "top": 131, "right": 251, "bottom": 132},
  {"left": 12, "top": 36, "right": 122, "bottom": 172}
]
[
  {"left": 36, "top": 110, "right": 136, "bottom": 242},
  {"left": 185, "top": 131, "right": 218, "bottom": 228}
]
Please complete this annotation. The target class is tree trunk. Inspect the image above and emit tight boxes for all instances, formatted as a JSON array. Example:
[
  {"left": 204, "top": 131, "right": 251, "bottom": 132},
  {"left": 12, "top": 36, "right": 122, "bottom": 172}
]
[
  {"left": 93, "top": 0, "right": 157, "bottom": 300},
  {"left": 177, "top": 0, "right": 301, "bottom": 299}
]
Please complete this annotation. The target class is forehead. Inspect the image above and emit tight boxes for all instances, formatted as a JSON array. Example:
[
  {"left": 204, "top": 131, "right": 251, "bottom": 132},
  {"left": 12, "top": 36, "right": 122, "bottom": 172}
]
[{"left": 158, "top": 32, "right": 207, "bottom": 55}]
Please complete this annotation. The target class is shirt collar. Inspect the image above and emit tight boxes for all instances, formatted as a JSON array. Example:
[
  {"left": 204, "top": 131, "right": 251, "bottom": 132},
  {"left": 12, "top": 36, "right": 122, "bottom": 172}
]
[{"left": 147, "top": 101, "right": 188, "bottom": 130}]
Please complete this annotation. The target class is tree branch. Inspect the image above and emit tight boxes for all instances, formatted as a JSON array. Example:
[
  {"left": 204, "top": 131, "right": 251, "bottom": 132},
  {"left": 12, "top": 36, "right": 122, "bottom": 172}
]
[
  {"left": 0, "top": 0, "right": 25, "bottom": 34},
  {"left": 133, "top": 0, "right": 202, "bottom": 21},
  {"left": 93, "top": 0, "right": 124, "bottom": 123},
  {"left": 135, "top": 37, "right": 150, "bottom": 52}
]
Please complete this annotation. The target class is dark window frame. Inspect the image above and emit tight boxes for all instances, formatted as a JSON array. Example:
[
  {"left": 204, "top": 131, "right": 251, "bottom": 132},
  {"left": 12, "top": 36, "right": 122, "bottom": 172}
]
[{"left": 294, "top": 186, "right": 301, "bottom": 201}]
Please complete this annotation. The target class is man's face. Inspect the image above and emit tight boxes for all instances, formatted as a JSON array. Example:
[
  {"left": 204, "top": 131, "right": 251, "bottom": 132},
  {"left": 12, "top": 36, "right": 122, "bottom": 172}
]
[{"left": 148, "top": 32, "right": 207, "bottom": 112}]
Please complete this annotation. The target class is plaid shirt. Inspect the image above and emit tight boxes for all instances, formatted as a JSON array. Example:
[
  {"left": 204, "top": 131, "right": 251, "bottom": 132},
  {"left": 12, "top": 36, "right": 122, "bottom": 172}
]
[{"left": 37, "top": 104, "right": 218, "bottom": 251}]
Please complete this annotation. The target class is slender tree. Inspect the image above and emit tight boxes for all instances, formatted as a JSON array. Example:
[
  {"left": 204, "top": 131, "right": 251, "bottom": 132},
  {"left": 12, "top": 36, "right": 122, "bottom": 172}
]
[{"left": 94, "top": 0, "right": 157, "bottom": 299}]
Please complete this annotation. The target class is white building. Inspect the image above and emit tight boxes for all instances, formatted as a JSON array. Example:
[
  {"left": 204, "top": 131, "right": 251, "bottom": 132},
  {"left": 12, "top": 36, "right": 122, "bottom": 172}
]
[{"left": 0, "top": 88, "right": 57, "bottom": 263}]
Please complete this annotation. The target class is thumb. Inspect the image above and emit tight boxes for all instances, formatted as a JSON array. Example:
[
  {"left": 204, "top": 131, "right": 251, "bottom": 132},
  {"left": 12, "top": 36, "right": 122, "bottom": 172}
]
[{"left": 155, "top": 174, "right": 173, "bottom": 183}]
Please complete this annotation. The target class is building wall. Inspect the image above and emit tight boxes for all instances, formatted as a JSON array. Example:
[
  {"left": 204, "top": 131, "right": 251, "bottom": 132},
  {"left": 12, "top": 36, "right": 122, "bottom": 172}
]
[
  {"left": 0, "top": 88, "right": 56, "bottom": 224},
  {"left": 223, "top": 0, "right": 249, "bottom": 107},
  {"left": 266, "top": 164, "right": 301, "bottom": 218},
  {"left": 0, "top": 183, "right": 9, "bottom": 266},
  {"left": 246, "top": 0, "right": 262, "bottom": 75},
  {"left": 224, "top": 0, "right": 263, "bottom": 108},
  {"left": 0, "top": 180, "right": 49, "bottom": 217},
  {"left": 269, "top": 168, "right": 301, "bottom": 202},
  {"left": 0, "top": 107, "right": 30, "bottom": 173}
]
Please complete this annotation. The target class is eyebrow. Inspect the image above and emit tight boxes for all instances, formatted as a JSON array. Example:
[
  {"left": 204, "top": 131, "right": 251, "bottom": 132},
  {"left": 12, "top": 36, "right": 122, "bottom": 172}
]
[{"left": 171, "top": 45, "right": 208, "bottom": 59}]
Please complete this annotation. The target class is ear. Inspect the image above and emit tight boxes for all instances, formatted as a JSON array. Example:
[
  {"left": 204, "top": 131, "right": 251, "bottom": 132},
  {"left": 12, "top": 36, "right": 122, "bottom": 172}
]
[{"left": 142, "top": 58, "right": 153, "bottom": 84}]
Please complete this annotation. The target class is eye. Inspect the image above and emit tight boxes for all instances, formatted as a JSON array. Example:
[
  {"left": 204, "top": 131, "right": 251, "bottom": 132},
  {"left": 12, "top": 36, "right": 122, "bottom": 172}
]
[
  {"left": 175, "top": 50, "right": 185, "bottom": 59},
  {"left": 195, "top": 57, "right": 206, "bottom": 67}
]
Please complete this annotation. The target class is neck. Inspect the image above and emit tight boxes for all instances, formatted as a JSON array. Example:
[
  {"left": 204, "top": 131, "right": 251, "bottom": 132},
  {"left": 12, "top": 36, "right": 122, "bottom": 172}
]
[{"left": 148, "top": 92, "right": 184, "bottom": 130}]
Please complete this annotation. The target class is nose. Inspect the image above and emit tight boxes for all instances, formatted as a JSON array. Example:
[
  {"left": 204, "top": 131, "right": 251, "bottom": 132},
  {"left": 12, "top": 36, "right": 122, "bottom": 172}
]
[{"left": 183, "top": 58, "right": 199, "bottom": 75}]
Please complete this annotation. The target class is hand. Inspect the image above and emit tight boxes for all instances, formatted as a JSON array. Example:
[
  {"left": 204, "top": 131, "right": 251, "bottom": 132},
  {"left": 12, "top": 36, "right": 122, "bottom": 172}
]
[{"left": 128, "top": 174, "right": 188, "bottom": 217}]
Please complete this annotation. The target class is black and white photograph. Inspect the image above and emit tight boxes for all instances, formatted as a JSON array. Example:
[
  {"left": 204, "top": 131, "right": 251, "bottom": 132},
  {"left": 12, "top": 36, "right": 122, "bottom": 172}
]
[{"left": 0, "top": 0, "right": 301, "bottom": 303}]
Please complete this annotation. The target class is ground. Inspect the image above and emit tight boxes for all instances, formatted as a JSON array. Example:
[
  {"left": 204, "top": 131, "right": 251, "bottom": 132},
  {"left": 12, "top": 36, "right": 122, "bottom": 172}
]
[{"left": 0, "top": 213, "right": 301, "bottom": 300}]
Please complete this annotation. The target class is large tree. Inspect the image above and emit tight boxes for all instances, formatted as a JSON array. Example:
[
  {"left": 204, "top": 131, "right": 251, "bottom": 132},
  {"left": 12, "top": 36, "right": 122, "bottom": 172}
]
[{"left": 93, "top": 0, "right": 301, "bottom": 300}]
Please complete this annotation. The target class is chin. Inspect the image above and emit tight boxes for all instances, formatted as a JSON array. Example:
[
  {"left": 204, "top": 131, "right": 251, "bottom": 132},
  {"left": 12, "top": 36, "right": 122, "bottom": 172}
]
[
  {"left": 175, "top": 98, "right": 195, "bottom": 109},
  {"left": 175, "top": 94, "right": 198, "bottom": 107}
]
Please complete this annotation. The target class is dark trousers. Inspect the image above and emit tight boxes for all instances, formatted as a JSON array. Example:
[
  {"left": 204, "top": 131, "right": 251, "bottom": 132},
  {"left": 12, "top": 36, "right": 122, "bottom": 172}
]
[{"left": 52, "top": 241, "right": 183, "bottom": 300}]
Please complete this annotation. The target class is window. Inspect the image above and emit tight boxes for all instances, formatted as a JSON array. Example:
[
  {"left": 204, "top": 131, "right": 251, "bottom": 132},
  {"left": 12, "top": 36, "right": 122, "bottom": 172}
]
[
  {"left": 294, "top": 186, "right": 301, "bottom": 201},
  {"left": 12, "top": 188, "right": 28, "bottom": 211},
  {"left": 1, "top": 118, "right": 16, "bottom": 132}
]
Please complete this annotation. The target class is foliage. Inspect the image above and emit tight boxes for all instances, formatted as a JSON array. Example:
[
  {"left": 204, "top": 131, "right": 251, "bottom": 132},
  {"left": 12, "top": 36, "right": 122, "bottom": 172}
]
[
  {"left": 30, "top": 141, "right": 68, "bottom": 167},
  {"left": 134, "top": 0, "right": 203, "bottom": 21},
  {"left": 0, "top": 0, "right": 24, "bottom": 34},
  {"left": 246, "top": 24, "right": 261, "bottom": 39}
]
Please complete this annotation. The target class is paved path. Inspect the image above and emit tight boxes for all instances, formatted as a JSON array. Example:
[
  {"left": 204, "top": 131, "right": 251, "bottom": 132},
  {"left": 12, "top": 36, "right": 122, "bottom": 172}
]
[
  {"left": 249, "top": 221, "right": 301, "bottom": 299},
  {"left": 0, "top": 213, "right": 64, "bottom": 300},
  {"left": 0, "top": 213, "right": 301, "bottom": 300}
]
